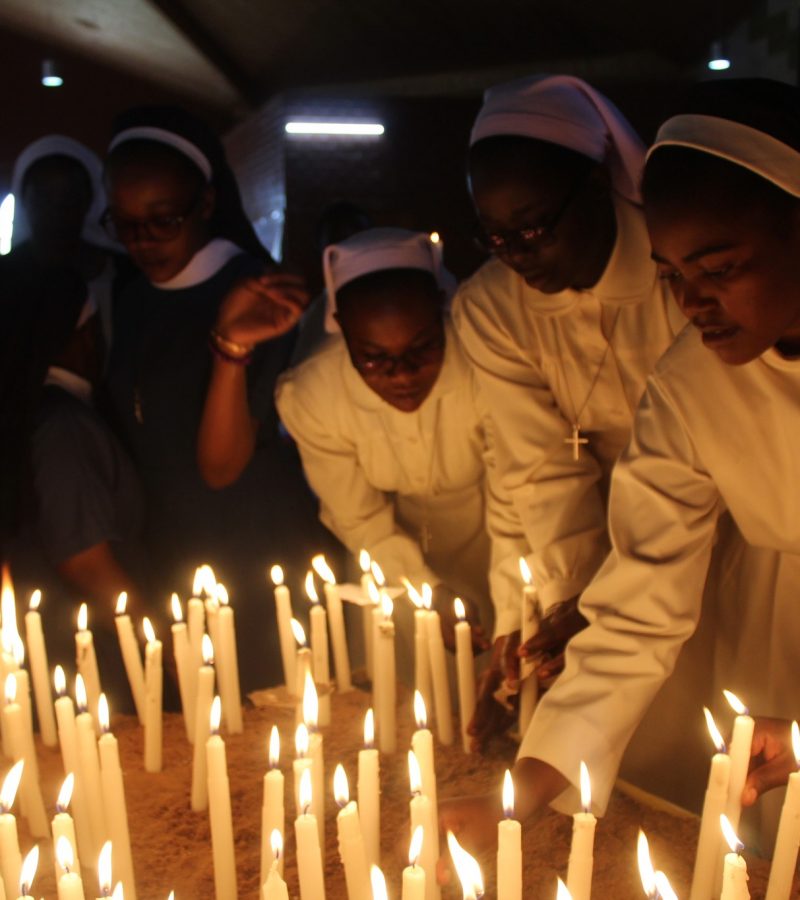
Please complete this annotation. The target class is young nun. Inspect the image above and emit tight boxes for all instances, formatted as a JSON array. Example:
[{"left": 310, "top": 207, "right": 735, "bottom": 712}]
[
  {"left": 103, "top": 107, "right": 331, "bottom": 690},
  {"left": 440, "top": 77, "right": 800, "bottom": 857},
  {"left": 275, "top": 228, "right": 525, "bottom": 656}
]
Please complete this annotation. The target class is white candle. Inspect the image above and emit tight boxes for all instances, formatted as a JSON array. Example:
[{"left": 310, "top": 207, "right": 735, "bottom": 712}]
[
  {"left": 261, "top": 830, "right": 289, "bottom": 900},
  {"left": 302, "top": 673, "right": 325, "bottom": 845},
  {"left": 371, "top": 866, "right": 388, "bottom": 900},
  {"left": 408, "top": 751, "right": 440, "bottom": 900},
  {"left": 51, "top": 775, "right": 81, "bottom": 881},
  {"left": 720, "top": 816, "right": 750, "bottom": 900},
  {"left": 206, "top": 697, "right": 238, "bottom": 900},
  {"left": 375, "top": 594, "right": 396, "bottom": 755},
  {"left": 402, "top": 826, "right": 426, "bottom": 900},
  {"left": 497, "top": 770, "right": 521, "bottom": 900},
  {"left": 293, "top": 724, "right": 313, "bottom": 821},
  {"left": 422, "top": 585, "right": 453, "bottom": 747},
  {"left": 214, "top": 585, "right": 243, "bottom": 735},
  {"left": 294, "top": 768, "right": 326, "bottom": 900},
  {"left": 188, "top": 566, "right": 207, "bottom": 683},
  {"left": 97, "top": 696, "right": 136, "bottom": 900},
  {"left": 0, "top": 570, "right": 18, "bottom": 758},
  {"left": 74, "top": 675, "right": 107, "bottom": 859},
  {"left": 368, "top": 580, "right": 383, "bottom": 718},
  {"left": 75, "top": 604, "right": 102, "bottom": 735},
  {"left": 170, "top": 594, "right": 194, "bottom": 742},
  {"left": 403, "top": 581, "right": 433, "bottom": 732},
  {"left": 291, "top": 620, "right": 313, "bottom": 725},
  {"left": 411, "top": 693, "right": 438, "bottom": 822},
  {"left": 0, "top": 761, "right": 23, "bottom": 899},
  {"left": 334, "top": 764, "right": 370, "bottom": 900},
  {"left": 358, "top": 551, "right": 375, "bottom": 679},
  {"left": 518, "top": 558, "right": 539, "bottom": 737},
  {"left": 690, "top": 708, "right": 732, "bottom": 900},
  {"left": 142, "top": 618, "right": 163, "bottom": 773},
  {"left": 765, "top": 721, "right": 800, "bottom": 900},
  {"left": 723, "top": 690, "right": 755, "bottom": 834},
  {"left": 24, "top": 591, "right": 56, "bottom": 747},
  {"left": 96, "top": 840, "right": 113, "bottom": 900},
  {"left": 446, "top": 830, "right": 483, "bottom": 900},
  {"left": 358, "top": 710, "right": 380, "bottom": 868},
  {"left": 270, "top": 566, "right": 296, "bottom": 694},
  {"left": 191, "top": 635, "right": 216, "bottom": 812},
  {"left": 566, "top": 762, "right": 595, "bottom": 900},
  {"left": 54, "top": 835, "right": 85, "bottom": 900},
  {"left": 10, "top": 641, "right": 32, "bottom": 745},
  {"left": 2, "top": 675, "right": 48, "bottom": 837},
  {"left": 113, "top": 594, "right": 145, "bottom": 725},
  {"left": 313, "top": 555, "right": 352, "bottom": 693},
  {"left": 453, "top": 599, "right": 476, "bottom": 754},
  {"left": 305, "top": 572, "right": 331, "bottom": 727},
  {"left": 17, "top": 844, "right": 38, "bottom": 900},
  {"left": 260, "top": 727, "right": 284, "bottom": 885}
]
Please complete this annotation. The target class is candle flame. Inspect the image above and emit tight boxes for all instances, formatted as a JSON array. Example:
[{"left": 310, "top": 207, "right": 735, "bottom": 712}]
[
  {"left": 403, "top": 578, "right": 423, "bottom": 609},
  {"left": 171, "top": 594, "right": 183, "bottom": 623},
  {"left": 334, "top": 763, "right": 349, "bottom": 807},
  {"left": 421, "top": 583, "right": 433, "bottom": 611},
  {"left": 56, "top": 835, "right": 75, "bottom": 873},
  {"left": 380, "top": 592, "right": 393, "bottom": 620},
  {"left": 193, "top": 564, "right": 216, "bottom": 597},
  {"left": 19, "top": 844, "right": 39, "bottom": 895},
  {"left": 367, "top": 579, "right": 380, "bottom": 605},
  {"left": 98, "top": 840, "right": 113, "bottom": 892},
  {"left": 0, "top": 760, "right": 24, "bottom": 811},
  {"left": 637, "top": 830, "right": 656, "bottom": 897},
  {"left": 4, "top": 673, "right": 16, "bottom": 704},
  {"left": 311, "top": 554, "right": 336, "bottom": 585},
  {"left": 359, "top": 549, "right": 371, "bottom": 573},
  {"left": 214, "top": 584, "right": 229, "bottom": 607},
  {"left": 295, "top": 723, "right": 309, "bottom": 758},
  {"left": 409, "top": 825, "right": 424, "bottom": 866},
  {"left": 98, "top": 693, "right": 110, "bottom": 733},
  {"left": 201, "top": 633, "right": 214, "bottom": 665},
  {"left": 1, "top": 567, "right": 18, "bottom": 653},
  {"left": 12, "top": 635, "right": 24, "bottom": 667},
  {"left": 702, "top": 706, "right": 726, "bottom": 754},
  {"left": 209, "top": 696, "right": 221, "bottom": 733},
  {"left": 269, "top": 725, "right": 280, "bottom": 768},
  {"left": 54, "top": 665, "right": 66, "bottom": 697},
  {"left": 453, "top": 597, "right": 466, "bottom": 621},
  {"left": 408, "top": 750, "right": 422, "bottom": 796},
  {"left": 370, "top": 865, "right": 389, "bottom": 900},
  {"left": 414, "top": 691, "right": 428, "bottom": 730},
  {"left": 430, "top": 231, "right": 440, "bottom": 244},
  {"left": 304, "top": 571, "right": 319, "bottom": 604},
  {"left": 654, "top": 872, "right": 679, "bottom": 900},
  {"left": 112, "top": 883, "right": 124, "bottom": 900},
  {"left": 792, "top": 721, "right": 800, "bottom": 768},
  {"left": 57, "top": 773, "right": 74, "bottom": 811},
  {"left": 370, "top": 561, "right": 385, "bottom": 587},
  {"left": 364, "top": 708, "right": 374, "bottom": 748},
  {"left": 29, "top": 590, "right": 41, "bottom": 612},
  {"left": 270, "top": 565, "right": 284, "bottom": 586},
  {"left": 299, "top": 767, "right": 312, "bottom": 814},
  {"left": 721, "top": 814, "right": 744, "bottom": 854},
  {"left": 723, "top": 689, "right": 748, "bottom": 717},
  {"left": 290, "top": 618, "right": 307, "bottom": 647},
  {"left": 116, "top": 593, "right": 127, "bottom": 616},
  {"left": 77, "top": 602, "right": 88, "bottom": 632},
  {"left": 579, "top": 761, "right": 591, "bottom": 812},
  {"left": 556, "top": 879, "right": 573, "bottom": 900},
  {"left": 519, "top": 557, "right": 532, "bottom": 585},
  {"left": 502, "top": 769, "right": 515, "bottom": 819},
  {"left": 303, "top": 671, "right": 318, "bottom": 731},
  {"left": 447, "top": 830, "right": 484, "bottom": 899},
  {"left": 270, "top": 828, "right": 282, "bottom": 861},
  {"left": 142, "top": 617, "right": 156, "bottom": 644},
  {"left": 75, "top": 673, "right": 87, "bottom": 711}
]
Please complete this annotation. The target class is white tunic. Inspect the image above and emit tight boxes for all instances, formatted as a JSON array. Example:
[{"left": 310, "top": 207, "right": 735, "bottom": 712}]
[
  {"left": 275, "top": 325, "right": 525, "bottom": 633},
  {"left": 522, "top": 325, "right": 800, "bottom": 821},
  {"left": 453, "top": 196, "right": 683, "bottom": 620}
]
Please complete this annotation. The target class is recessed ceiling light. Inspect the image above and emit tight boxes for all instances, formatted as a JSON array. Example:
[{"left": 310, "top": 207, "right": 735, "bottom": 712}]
[
  {"left": 285, "top": 121, "right": 384, "bottom": 136},
  {"left": 42, "top": 59, "right": 64, "bottom": 87}
]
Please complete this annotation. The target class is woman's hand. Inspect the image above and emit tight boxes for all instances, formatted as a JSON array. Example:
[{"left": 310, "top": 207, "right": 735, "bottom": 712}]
[
  {"left": 432, "top": 583, "right": 490, "bottom": 653},
  {"left": 518, "top": 595, "right": 587, "bottom": 688},
  {"left": 215, "top": 271, "right": 310, "bottom": 347},
  {"left": 468, "top": 632, "right": 519, "bottom": 753},
  {"left": 743, "top": 717, "right": 798, "bottom": 806}
]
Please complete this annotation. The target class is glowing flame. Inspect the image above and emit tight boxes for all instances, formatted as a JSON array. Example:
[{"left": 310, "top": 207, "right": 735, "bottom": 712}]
[
  {"left": 703, "top": 707, "right": 726, "bottom": 754},
  {"left": 57, "top": 773, "right": 74, "bottom": 812},
  {"left": 792, "top": 721, "right": 800, "bottom": 768},
  {"left": 29, "top": 591, "right": 41, "bottom": 612},
  {"left": 269, "top": 725, "right": 280, "bottom": 769},
  {"left": 270, "top": 829, "right": 282, "bottom": 861},
  {"left": 723, "top": 690, "right": 748, "bottom": 717},
  {"left": 414, "top": 691, "right": 428, "bottom": 730},
  {"left": 54, "top": 665, "right": 66, "bottom": 697},
  {"left": 721, "top": 815, "right": 744, "bottom": 854},
  {"left": 409, "top": 825, "right": 424, "bottom": 866},
  {"left": 454, "top": 597, "right": 466, "bottom": 621},
  {"left": 270, "top": 565, "right": 284, "bottom": 587},
  {"left": 519, "top": 557, "right": 532, "bottom": 585},
  {"left": 403, "top": 578, "right": 423, "bottom": 609},
  {"left": 637, "top": 830, "right": 656, "bottom": 897},
  {"left": 380, "top": 592, "right": 393, "bottom": 620},
  {"left": 77, "top": 602, "right": 88, "bottom": 632},
  {"left": 408, "top": 750, "right": 422, "bottom": 796},
  {"left": 421, "top": 583, "right": 433, "bottom": 611},
  {"left": 112, "top": 884, "right": 124, "bottom": 900},
  {"left": 364, "top": 709, "right": 375, "bottom": 748},
  {"left": 334, "top": 763, "right": 349, "bottom": 807},
  {"left": 115, "top": 593, "right": 127, "bottom": 616},
  {"left": 311, "top": 554, "right": 336, "bottom": 585},
  {"left": 430, "top": 231, "right": 440, "bottom": 244},
  {"left": 304, "top": 572, "right": 319, "bottom": 604},
  {"left": 75, "top": 673, "right": 87, "bottom": 711},
  {"left": 359, "top": 550, "right": 371, "bottom": 573},
  {"left": 447, "top": 830, "right": 484, "bottom": 899},
  {"left": 19, "top": 844, "right": 39, "bottom": 895},
  {"left": 209, "top": 696, "right": 222, "bottom": 733},
  {"left": 370, "top": 561, "right": 385, "bottom": 587},
  {"left": 56, "top": 835, "right": 75, "bottom": 874},
  {"left": 556, "top": 879, "right": 573, "bottom": 900},
  {"left": 0, "top": 760, "right": 24, "bottom": 811},
  {"left": 367, "top": 579, "right": 380, "bottom": 605},
  {"left": 214, "top": 584, "right": 229, "bottom": 607},
  {"left": 579, "top": 761, "right": 591, "bottom": 813},
  {"left": 502, "top": 769, "right": 515, "bottom": 819},
  {"left": 98, "top": 840, "right": 112, "bottom": 893},
  {"left": 142, "top": 617, "right": 156, "bottom": 644},
  {"left": 1, "top": 568, "right": 18, "bottom": 653},
  {"left": 370, "top": 865, "right": 388, "bottom": 900},
  {"left": 4, "top": 673, "right": 16, "bottom": 705},
  {"left": 193, "top": 564, "right": 216, "bottom": 597},
  {"left": 299, "top": 767, "right": 312, "bottom": 814},
  {"left": 295, "top": 723, "right": 309, "bottom": 758},
  {"left": 303, "top": 671, "right": 318, "bottom": 731},
  {"left": 654, "top": 872, "right": 678, "bottom": 900},
  {"left": 290, "top": 618, "right": 307, "bottom": 648},
  {"left": 171, "top": 594, "right": 183, "bottom": 623},
  {"left": 12, "top": 636, "right": 24, "bottom": 667},
  {"left": 98, "top": 694, "right": 110, "bottom": 733}
]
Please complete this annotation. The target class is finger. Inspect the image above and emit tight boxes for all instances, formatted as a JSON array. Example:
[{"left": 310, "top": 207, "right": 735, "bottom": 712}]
[
  {"left": 537, "top": 652, "right": 565, "bottom": 681},
  {"left": 744, "top": 753, "right": 797, "bottom": 805},
  {"left": 249, "top": 284, "right": 310, "bottom": 310}
]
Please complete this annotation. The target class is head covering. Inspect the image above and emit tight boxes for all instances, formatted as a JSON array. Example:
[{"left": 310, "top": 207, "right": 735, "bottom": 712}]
[
  {"left": 108, "top": 106, "right": 273, "bottom": 263},
  {"left": 323, "top": 227, "right": 455, "bottom": 333},
  {"left": 647, "top": 78, "right": 800, "bottom": 199},
  {"left": 470, "top": 74, "right": 645, "bottom": 203},
  {"left": 10, "top": 135, "right": 113, "bottom": 249}
]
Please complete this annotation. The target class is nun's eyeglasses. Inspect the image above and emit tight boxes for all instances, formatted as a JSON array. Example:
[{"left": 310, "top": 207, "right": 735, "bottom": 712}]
[
  {"left": 350, "top": 334, "right": 445, "bottom": 376},
  {"left": 100, "top": 194, "right": 202, "bottom": 243}
]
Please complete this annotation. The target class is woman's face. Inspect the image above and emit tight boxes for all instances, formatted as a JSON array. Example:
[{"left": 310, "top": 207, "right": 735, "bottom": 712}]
[
  {"left": 106, "top": 153, "right": 213, "bottom": 284},
  {"left": 646, "top": 192, "right": 800, "bottom": 365},
  {"left": 22, "top": 156, "right": 92, "bottom": 259}
]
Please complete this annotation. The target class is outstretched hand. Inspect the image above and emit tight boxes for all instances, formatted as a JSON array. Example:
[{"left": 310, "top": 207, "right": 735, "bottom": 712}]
[
  {"left": 215, "top": 271, "right": 310, "bottom": 348},
  {"left": 743, "top": 717, "right": 798, "bottom": 806},
  {"left": 433, "top": 583, "right": 490, "bottom": 653},
  {"left": 468, "top": 632, "right": 520, "bottom": 753},
  {"left": 518, "top": 595, "right": 587, "bottom": 688}
]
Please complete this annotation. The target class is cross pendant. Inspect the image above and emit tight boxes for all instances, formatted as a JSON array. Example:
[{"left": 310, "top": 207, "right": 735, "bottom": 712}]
[{"left": 564, "top": 423, "right": 589, "bottom": 461}]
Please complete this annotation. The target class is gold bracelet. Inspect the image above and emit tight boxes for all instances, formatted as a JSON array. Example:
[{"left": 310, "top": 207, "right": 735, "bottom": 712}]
[{"left": 209, "top": 328, "right": 254, "bottom": 358}]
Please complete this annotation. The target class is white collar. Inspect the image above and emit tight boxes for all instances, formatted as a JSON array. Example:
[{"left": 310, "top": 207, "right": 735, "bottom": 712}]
[
  {"left": 44, "top": 367, "right": 93, "bottom": 403},
  {"left": 154, "top": 238, "right": 243, "bottom": 290}
]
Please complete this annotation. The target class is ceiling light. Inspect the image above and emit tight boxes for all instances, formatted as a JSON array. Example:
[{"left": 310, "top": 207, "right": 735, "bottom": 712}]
[
  {"left": 285, "top": 121, "right": 384, "bottom": 136},
  {"left": 42, "top": 59, "right": 64, "bottom": 87},
  {"left": 707, "top": 41, "right": 731, "bottom": 71}
]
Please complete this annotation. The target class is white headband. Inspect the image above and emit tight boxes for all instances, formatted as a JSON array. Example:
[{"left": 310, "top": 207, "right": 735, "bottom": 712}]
[
  {"left": 108, "top": 126, "right": 213, "bottom": 182},
  {"left": 649, "top": 114, "right": 800, "bottom": 198}
]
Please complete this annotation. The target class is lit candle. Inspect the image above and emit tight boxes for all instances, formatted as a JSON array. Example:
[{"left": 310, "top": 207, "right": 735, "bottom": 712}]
[
  {"left": 10, "top": 638, "right": 32, "bottom": 743},
  {"left": 270, "top": 566, "right": 296, "bottom": 694},
  {"left": 113, "top": 593, "right": 145, "bottom": 726},
  {"left": 0, "top": 761, "right": 23, "bottom": 899},
  {"left": 206, "top": 697, "right": 238, "bottom": 900},
  {"left": 97, "top": 696, "right": 136, "bottom": 900},
  {"left": 334, "top": 764, "right": 370, "bottom": 900},
  {"left": 411, "top": 692, "right": 437, "bottom": 825},
  {"left": 408, "top": 751, "right": 439, "bottom": 900},
  {"left": 291, "top": 620, "right": 313, "bottom": 724},
  {"left": 370, "top": 564, "right": 385, "bottom": 698},
  {"left": 497, "top": 770, "right": 521, "bottom": 900},
  {"left": 720, "top": 816, "right": 750, "bottom": 900},
  {"left": 371, "top": 866, "right": 388, "bottom": 900},
  {"left": 3, "top": 674, "right": 48, "bottom": 837},
  {"left": 0, "top": 568, "right": 19, "bottom": 757},
  {"left": 447, "top": 830, "right": 484, "bottom": 900},
  {"left": 402, "top": 826, "right": 426, "bottom": 900},
  {"left": 403, "top": 581, "right": 433, "bottom": 730},
  {"left": 453, "top": 598, "right": 476, "bottom": 754},
  {"left": 260, "top": 726, "right": 284, "bottom": 885},
  {"left": 723, "top": 690, "right": 755, "bottom": 834},
  {"left": 690, "top": 707, "right": 731, "bottom": 900},
  {"left": 188, "top": 567, "right": 208, "bottom": 687},
  {"left": 556, "top": 878, "right": 573, "bottom": 899},
  {"left": 294, "top": 768, "right": 326, "bottom": 900},
  {"left": 518, "top": 558, "right": 539, "bottom": 737},
  {"left": 302, "top": 673, "right": 325, "bottom": 845},
  {"left": 96, "top": 840, "right": 112, "bottom": 899},
  {"left": 293, "top": 724, "right": 313, "bottom": 821},
  {"left": 75, "top": 604, "right": 102, "bottom": 735},
  {"left": 200, "top": 565, "right": 221, "bottom": 651},
  {"left": 55, "top": 835, "right": 85, "bottom": 900},
  {"left": 51, "top": 775, "right": 81, "bottom": 881},
  {"left": 74, "top": 675, "right": 107, "bottom": 859},
  {"left": 261, "top": 830, "right": 289, "bottom": 900},
  {"left": 359, "top": 551, "right": 375, "bottom": 680},
  {"left": 313, "top": 555, "right": 352, "bottom": 693},
  {"left": 191, "top": 635, "right": 216, "bottom": 812},
  {"left": 765, "top": 721, "right": 800, "bottom": 900},
  {"left": 305, "top": 572, "right": 331, "bottom": 727},
  {"left": 214, "top": 585, "right": 243, "bottom": 734},
  {"left": 655, "top": 872, "right": 679, "bottom": 900},
  {"left": 24, "top": 591, "right": 56, "bottom": 747},
  {"left": 142, "top": 618, "right": 162, "bottom": 773},
  {"left": 170, "top": 594, "right": 194, "bottom": 742},
  {"left": 422, "top": 584, "right": 453, "bottom": 746},
  {"left": 566, "top": 761, "right": 595, "bottom": 900},
  {"left": 358, "top": 709, "right": 380, "bottom": 868},
  {"left": 375, "top": 594, "right": 396, "bottom": 755},
  {"left": 17, "top": 844, "right": 38, "bottom": 900}
]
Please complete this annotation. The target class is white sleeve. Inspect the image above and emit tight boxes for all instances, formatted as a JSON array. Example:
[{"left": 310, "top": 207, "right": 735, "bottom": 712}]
[{"left": 518, "top": 374, "right": 723, "bottom": 814}]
